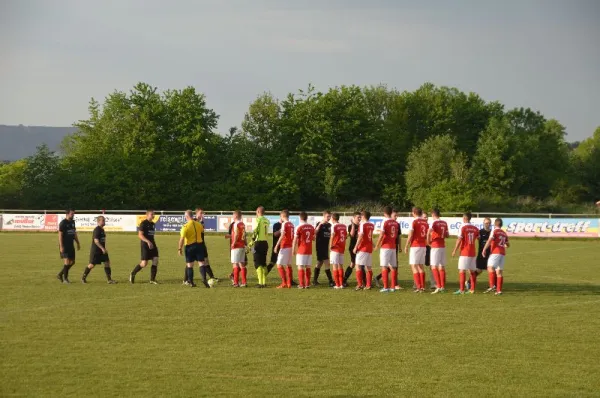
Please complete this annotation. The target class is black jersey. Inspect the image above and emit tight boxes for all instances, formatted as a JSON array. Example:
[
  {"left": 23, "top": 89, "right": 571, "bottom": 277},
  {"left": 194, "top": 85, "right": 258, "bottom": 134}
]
[
  {"left": 272, "top": 222, "right": 282, "bottom": 248},
  {"left": 348, "top": 223, "right": 359, "bottom": 251},
  {"left": 91, "top": 226, "right": 106, "bottom": 254},
  {"left": 138, "top": 219, "right": 156, "bottom": 245},
  {"left": 59, "top": 218, "right": 77, "bottom": 248},
  {"left": 478, "top": 228, "right": 491, "bottom": 257},
  {"left": 315, "top": 221, "right": 331, "bottom": 248}
]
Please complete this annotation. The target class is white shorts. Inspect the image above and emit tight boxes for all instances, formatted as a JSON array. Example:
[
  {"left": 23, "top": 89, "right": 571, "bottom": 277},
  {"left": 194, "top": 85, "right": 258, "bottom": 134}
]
[
  {"left": 356, "top": 251, "right": 372, "bottom": 267},
  {"left": 296, "top": 254, "right": 312, "bottom": 267},
  {"left": 276, "top": 248, "right": 292, "bottom": 266},
  {"left": 379, "top": 249, "right": 397, "bottom": 268},
  {"left": 231, "top": 248, "right": 245, "bottom": 264},
  {"left": 458, "top": 256, "right": 476, "bottom": 271},
  {"left": 409, "top": 247, "right": 426, "bottom": 265},
  {"left": 430, "top": 248, "right": 447, "bottom": 266},
  {"left": 487, "top": 254, "right": 505, "bottom": 270},
  {"left": 330, "top": 251, "right": 344, "bottom": 265}
]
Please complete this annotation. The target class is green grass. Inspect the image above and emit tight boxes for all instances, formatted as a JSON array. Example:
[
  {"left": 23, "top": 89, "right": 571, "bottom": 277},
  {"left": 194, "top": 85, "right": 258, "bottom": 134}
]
[{"left": 1, "top": 233, "right": 600, "bottom": 397}]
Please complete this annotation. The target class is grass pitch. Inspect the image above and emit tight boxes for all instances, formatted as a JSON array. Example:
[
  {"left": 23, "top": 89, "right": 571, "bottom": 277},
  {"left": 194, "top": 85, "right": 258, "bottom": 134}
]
[{"left": 1, "top": 233, "right": 599, "bottom": 397}]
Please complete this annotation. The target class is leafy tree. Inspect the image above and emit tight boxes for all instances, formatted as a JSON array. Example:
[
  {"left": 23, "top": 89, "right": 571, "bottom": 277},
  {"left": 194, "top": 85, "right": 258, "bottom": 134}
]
[{"left": 0, "top": 160, "right": 26, "bottom": 208}]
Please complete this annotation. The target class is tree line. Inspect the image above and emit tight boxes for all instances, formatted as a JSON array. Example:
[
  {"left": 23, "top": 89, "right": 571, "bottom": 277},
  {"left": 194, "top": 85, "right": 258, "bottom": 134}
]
[{"left": 0, "top": 82, "right": 598, "bottom": 212}]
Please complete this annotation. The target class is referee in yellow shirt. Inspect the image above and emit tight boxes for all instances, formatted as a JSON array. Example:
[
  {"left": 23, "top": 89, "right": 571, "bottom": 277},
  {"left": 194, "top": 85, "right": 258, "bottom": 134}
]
[{"left": 178, "top": 210, "right": 205, "bottom": 288}]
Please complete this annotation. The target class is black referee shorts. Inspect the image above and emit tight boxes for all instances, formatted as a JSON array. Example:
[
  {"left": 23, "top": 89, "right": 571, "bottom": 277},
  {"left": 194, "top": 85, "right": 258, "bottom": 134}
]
[
  {"left": 184, "top": 243, "right": 205, "bottom": 263},
  {"left": 425, "top": 246, "right": 431, "bottom": 266},
  {"left": 253, "top": 241, "right": 268, "bottom": 268}
]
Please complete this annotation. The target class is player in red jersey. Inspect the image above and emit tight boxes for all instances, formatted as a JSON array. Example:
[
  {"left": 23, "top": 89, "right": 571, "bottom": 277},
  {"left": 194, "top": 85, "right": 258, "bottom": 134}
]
[
  {"left": 293, "top": 211, "right": 315, "bottom": 289},
  {"left": 329, "top": 213, "right": 347, "bottom": 289},
  {"left": 274, "top": 209, "right": 294, "bottom": 289},
  {"left": 452, "top": 212, "right": 480, "bottom": 294},
  {"left": 230, "top": 210, "right": 247, "bottom": 287},
  {"left": 427, "top": 209, "right": 449, "bottom": 294},
  {"left": 353, "top": 211, "right": 375, "bottom": 290},
  {"left": 482, "top": 218, "right": 510, "bottom": 295},
  {"left": 375, "top": 206, "right": 399, "bottom": 293},
  {"left": 404, "top": 207, "right": 429, "bottom": 293}
]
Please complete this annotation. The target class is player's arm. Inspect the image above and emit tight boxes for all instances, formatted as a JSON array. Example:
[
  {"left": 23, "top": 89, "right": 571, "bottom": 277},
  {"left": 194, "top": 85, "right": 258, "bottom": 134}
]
[
  {"left": 353, "top": 233, "right": 363, "bottom": 254},
  {"left": 138, "top": 227, "right": 154, "bottom": 249},
  {"left": 274, "top": 228, "right": 285, "bottom": 253},
  {"left": 231, "top": 225, "right": 238, "bottom": 249},
  {"left": 58, "top": 229, "right": 64, "bottom": 253},
  {"left": 374, "top": 228, "right": 384, "bottom": 250},
  {"left": 74, "top": 231, "right": 80, "bottom": 250},
  {"left": 93, "top": 230, "right": 106, "bottom": 253},
  {"left": 292, "top": 232, "right": 299, "bottom": 255},
  {"left": 350, "top": 223, "right": 356, "bottom": 238},
  {"left": 177, "top": 226, "right": 186, "bottom": 256},
  {"left": 481, "top": 237, "right": 492, "bottom": 257},
  {"left": 452, "top": 234, "right": 462, "bottom": 257},
  {"left": 404, "top": 230, "right": 413, "bottom": 253},
  {"left": 329, "top": 230, "right": 334, "bottom": 251},
  {"left": 426, "top": 227, "right": 433, "bottom": 246}
]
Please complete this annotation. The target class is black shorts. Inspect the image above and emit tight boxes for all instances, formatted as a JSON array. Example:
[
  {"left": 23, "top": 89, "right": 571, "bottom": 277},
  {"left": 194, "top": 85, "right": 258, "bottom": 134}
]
[
  {"left": 349, "top": 249, "right": 356, "bottom": 264},
  {"left": 89, "top": 252, "right": 109, "bottom": 265},
  {"left": 184, "top": 243, "right": 205, "bottom": 263},
  {"left": 60, "top": 247, "right": 76, "bottom": 261},
  {"left": 476, "top": 256, "right": 488, "bottom": 270},
  {"left": 141, "top": 244, "right": 159, "bottom": 261},
  {"left": 425, "top": 246, "right": 431, "bottom": 266},
  {"left": 316, "top": 244, "right": 329, "bottom": 261},
  {"left": 270, "top": 250, "right": 278, "bottom": 265},
  {"left": 253, "top": 241, "right": 268, "bottom": 267},
  {"left": 200, "top": 242, "right": 209, "bottom": 258}
]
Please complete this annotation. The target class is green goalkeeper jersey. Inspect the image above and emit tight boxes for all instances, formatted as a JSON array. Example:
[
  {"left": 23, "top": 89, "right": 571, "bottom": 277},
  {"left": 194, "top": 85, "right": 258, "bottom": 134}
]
[{"left": 254, "top": 216, "right": 270, "bottom": 242}]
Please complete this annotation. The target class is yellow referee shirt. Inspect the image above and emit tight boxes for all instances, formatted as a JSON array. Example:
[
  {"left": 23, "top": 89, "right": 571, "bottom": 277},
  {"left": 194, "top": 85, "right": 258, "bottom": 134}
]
[{"left": 180, "top": 220, "right": 204, "bottom": 246}]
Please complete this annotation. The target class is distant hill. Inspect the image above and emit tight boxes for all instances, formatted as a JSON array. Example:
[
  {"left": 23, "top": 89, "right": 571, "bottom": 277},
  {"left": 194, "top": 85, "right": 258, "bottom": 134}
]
[{"left": 0, "top": 125, "right": 77, "bottom": 161}]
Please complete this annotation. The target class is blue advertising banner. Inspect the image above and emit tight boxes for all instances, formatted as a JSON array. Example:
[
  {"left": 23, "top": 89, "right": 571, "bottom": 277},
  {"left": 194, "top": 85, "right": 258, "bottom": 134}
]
[
  {"left": 155, "top": 215, "right": 186, "bottom": 232},
  {"left": 202, "top": 215, "right": 218, "bottom": 232}
]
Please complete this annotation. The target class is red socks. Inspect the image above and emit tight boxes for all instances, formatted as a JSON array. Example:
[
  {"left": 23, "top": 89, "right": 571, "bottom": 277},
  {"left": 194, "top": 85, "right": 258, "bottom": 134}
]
[
  {"left": 277, "top": 266, "right": 286, "bottom": 285},
  {"left": 233, "top": 266, "right": 240, "bottom": 285},
  {"left": 419, "top": 272, "right": 426, "bottom": 289},
  {"left": 382, "top": 268, "right": 389, "bottom": 289},
  {"left": 336, "top": 269, "right": 344, "bottom": 287},
  {"left": 469, "top": 271, "right": 477, "bottom": 291},
  {"left": 497, "top": 275, "right": 503, "bottom": 292},
  {"left": 432, "top": 268, "right": 441, "bottom": 288},
  {"left": 391, "top": 269, "right": 398, "bottom": 287},
  {"left": 356, "top": 269, "right": 364, "bottom": 287},
  {"left": 241, "top": 267, "right": 247, "bottom": 285},
  {"left": 413, "top": 273, "right": 420, "bottom": 289},
  {"left": 305, "top": 268, "right": 312, "bottom": 287},
  {"left": 489, "top": 272, "right": 497, "bottom": 289},
  {"left": 298, "top": 269, "right": 305, "bottom": 288},
  {"left": 366, "top": 269, "right": 373, "bottom": 288},
  {"left": 439, "top": 269, "right": 446, "bottom": 288},
  {"left": 286, "top": 266, "right": 293, "bottom": 288},
  {"left": 459, "top": 271, "right": 466, "bottom": 291}
]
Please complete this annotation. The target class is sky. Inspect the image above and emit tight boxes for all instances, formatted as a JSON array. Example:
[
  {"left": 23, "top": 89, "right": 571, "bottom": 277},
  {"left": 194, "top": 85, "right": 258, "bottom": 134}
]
[{"left": 1, "top": 0, "right": 599, "bottom": 141}]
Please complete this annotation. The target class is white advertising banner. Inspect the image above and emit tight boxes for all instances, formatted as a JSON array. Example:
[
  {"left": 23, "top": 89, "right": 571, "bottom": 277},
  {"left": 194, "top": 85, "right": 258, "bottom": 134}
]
[
  {"left": 0, "top": 213, "right": 59, "bottom": 231},
  {"left": 57, "top": 214, "right": 138, "bottom": 232}
]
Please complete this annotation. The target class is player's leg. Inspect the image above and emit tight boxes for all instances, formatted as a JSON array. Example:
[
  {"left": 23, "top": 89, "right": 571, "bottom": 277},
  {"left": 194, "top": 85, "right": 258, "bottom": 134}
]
[
  {"left": 355, "top": 264, "right": 365, "bottom": 290},
  {"left": 297, "top": 264, "right": 306, "bottom": 289},
  {"left": 240, "top": 262, "right": 248, "bottom": 287},
  {"left": 148, "top": 256, "right": 159, "bottom": 284},
  {"left": 103, "top": 260, "right": 116, "bottom": 283},
  {"left": 454, "top": 257, "right": 467, "bottom": 294},
  {"left": 62, "top": 251, "right": 76, "bottom": 284},
  {"left": 275, "top": 249, "right": 288, "bottom": 288},
  {"left": 131, "top": 245, "right": 150, "bottom": 284},
  {"left": 81, "top": 262, "right": 94, "bottom": 283},
  {"left": 495, "top": 268, "right": 504, "bottom": 295},
  {"left": 304, "top": 264, "right": 311, "bottom": 289},
  {"left": 343, "top": 261, "right": 355, "bottom": 286},
  {"left": 467, "top": 258, "right": 477, "bottom": 293}
]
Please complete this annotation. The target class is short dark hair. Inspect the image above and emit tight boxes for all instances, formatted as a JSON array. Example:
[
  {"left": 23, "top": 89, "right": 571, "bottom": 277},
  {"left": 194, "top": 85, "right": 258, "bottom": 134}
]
[
  {"left": 432, "top": 208, "right": 440, "bottom": 217},
  {"left": 299, "top": 211, "right": 308, "bottom": 221},
  {"left": 463, "top": 211, "right": 472, "bottom": 221},
  {"left": 353, "top": 211, "right": 361, "bottom": 216},
  {"left": 361, "top": 210, "right": 371, "bottom": 221},
  {"left": 412, "top": 207, "right": 423, "bottom": 216},
  {"left": 392, "top": 208, "right": 399, "bottom": 214},
  {"left": 97, "top": 215, "right": 105, "bottom": 223},
  {"left": 65, "top": 208, "right": 74, "bottom": 214},
  {"left": 332, "top": 213, "right": 340, "bottom": 221},
  {"left": 495, "top": 218, "right": 503, "bottom": 227},
  {"left": 323, "top": 210, "right": 331, "bottom": 215},
  {"left": 383, "top": 206, "right": 392, "bottom": 216},
  {"left": 281, "top": 209, "right": 290, "bottom": 218},
  {"left": 195, "top": 207, "right": 203, "bottom": 212},
  {"left": 146, "top": 209, "right": 154, "bottom": 214}
]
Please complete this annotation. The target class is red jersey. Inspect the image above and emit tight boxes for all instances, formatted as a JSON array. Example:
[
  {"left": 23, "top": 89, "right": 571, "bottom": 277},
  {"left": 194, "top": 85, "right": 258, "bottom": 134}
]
[
  {"left": 381, "top": 219, "right": 398, "bottom": 249},
  {"left": 331, "top": 223, "right": 347, "bottom": 253},
  {"left": 410, "top": 218, "right": 429, "bottom": 248},
  {"left": 490, "top": 228, "right": 509, "bottom": 255},
  {"left": 231, "top": 221, "right": 246, "bottom": 249},
  {"left": 357, "top": 222, "right": 375, "bottom": 253},
  {"left": 459, "top": 223, "right": 479, "bottom": 257},
  {"left": 295, "top": 223, "right": 315, "bottom": 255},
  {"left": 430, "top": 220, "right": 449, "bottom": 248},
  {"left": 280, "top": 221, "right": 294, "bottom": 249}
]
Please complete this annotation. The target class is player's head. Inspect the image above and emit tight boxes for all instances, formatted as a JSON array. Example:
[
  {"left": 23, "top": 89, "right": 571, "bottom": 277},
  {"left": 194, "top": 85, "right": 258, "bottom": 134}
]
[
  {"left": 299, "top": 211, "right": 308, "bottom": 222},
  {"left": 422, "top": 211, "right": 429, "bottom": 221},
  {"left": 463, "top": 211, "right": 472, "bottom": 222},
  {"left": 185, "top": 210, "right": 194, "bottom": 220},
  {"left": 195, "top": 207, "right": 204, "bottom": 219},
  {"left": 97, "top": 215, "right": 105, "bottom": 227},
  {"left": 332, "top": 213, "right": 340, "bottom": 222},
  {"left": 233, "top": 210, "right": 242, "bottom": 220},
  {"left": 383, "top": 206, "right": 392, "bottom": 217},
  {"left": 146, "top": 209, "right": 154, "bottom": 220},
  {"left": 431, "top": 208, "right": 441, "bottom": 219},
  {"left": 256, "top": 206, "right": 265, "bottom": 216},
  {"left": 353, "top": 211, "right": 361, "bottom": 224},
  {"left": 280, "top": 209, "right": 290, "bottom": 220},
  {"left": 391, "top": 208, "right": 398, "bottom": 219},
  {"left": 494, "top": 218, "right": 503, "bottom": 228},
  {"left": 322, "top": 210, "right": 331, "bottom": 222},
  {"left": 65, "top": 209, "right": 75, "bottom": 220},
  {"left": 412, "top": 207, "right": 422, "bottom": 218},
  {"left": 361, "top": 210, "right": 371, "bottom": 221},
  {"left": 483, "top": 217, "right": 492, "bottom": 230}
]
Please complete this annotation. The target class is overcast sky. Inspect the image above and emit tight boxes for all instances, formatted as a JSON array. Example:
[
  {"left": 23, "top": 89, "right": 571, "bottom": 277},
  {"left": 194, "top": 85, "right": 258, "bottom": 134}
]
[{"left": 1, "top": 0, "right": 598, "bottom": 140}]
